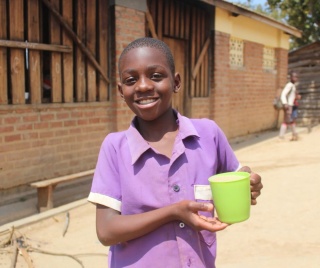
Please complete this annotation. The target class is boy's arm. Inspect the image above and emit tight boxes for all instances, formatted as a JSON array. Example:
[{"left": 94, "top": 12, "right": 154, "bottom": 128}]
[
  {"left": 96, "top": 201, "right": 228, "bottom": 246},
  {"left": 280, "top": 83, "right": 292, "bottom": 106}
]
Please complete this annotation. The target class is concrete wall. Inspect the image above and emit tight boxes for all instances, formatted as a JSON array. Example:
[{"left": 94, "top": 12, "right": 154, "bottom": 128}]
[{"left": 215, "top": 8, "right": 290, "bottom": 49}]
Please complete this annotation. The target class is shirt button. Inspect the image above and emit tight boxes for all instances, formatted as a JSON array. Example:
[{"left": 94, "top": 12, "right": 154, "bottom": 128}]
[
  {"left": 173, "top": 184, "right": 180, "bottom": 192},
  {"left": 179, "top": 222, "right": 185, "bottom": 228}
]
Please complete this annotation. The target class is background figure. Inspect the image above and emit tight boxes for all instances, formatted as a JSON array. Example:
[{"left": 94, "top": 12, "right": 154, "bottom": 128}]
[{"left": 279, "top": 71, "right": 300, "bottom": 141}]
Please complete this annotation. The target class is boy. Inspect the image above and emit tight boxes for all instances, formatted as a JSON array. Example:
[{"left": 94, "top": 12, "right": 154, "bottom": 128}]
[
  {"left": 88, "top": 37, "right": 262, "bottom": 267},
  {"left": 279, "top": 71, "right": 301, "bottom": 140}
]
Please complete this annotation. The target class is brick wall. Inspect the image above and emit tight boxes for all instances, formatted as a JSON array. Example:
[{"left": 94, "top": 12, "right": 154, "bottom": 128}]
[
  {"left": 209, "top": 31, "right": 288, "bottom": 139},
  {"left": 0, "top": 4, "right": 147, "bottom": 193},
  {"left": 0, "top": 103, "right": 114, "bottom": 189},
  {"left": 190, "top": 98, "right": 212, "bottom": 119}
]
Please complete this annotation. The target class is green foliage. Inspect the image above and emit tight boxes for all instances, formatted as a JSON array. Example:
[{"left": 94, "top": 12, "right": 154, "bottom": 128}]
[
  {"left": 233, "top": 0, "right": 320, "bottom": 50},
  {"left": 267, "top": 0, "right": 320, "bottom": 49}
]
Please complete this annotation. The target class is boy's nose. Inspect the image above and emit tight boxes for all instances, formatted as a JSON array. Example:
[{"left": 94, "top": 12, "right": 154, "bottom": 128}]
[{"left": 135, "top": 77, "right": 153, "bottom": 92}]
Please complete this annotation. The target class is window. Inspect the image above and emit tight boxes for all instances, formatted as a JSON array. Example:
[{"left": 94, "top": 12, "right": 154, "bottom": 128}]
[
  {"left": 229, "top": 37, "right": 244, "bottom": 68},
  {"left": 263, "top": 46, "right": 276, "bottom": 71},
  {"left": 0, "top": 0, "right": 110, "bottom": 105}
]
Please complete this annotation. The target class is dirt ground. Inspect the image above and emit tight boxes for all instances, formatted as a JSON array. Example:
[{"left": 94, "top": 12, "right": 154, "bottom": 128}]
[{"left": 1, "top": 126, "right": 320, "bottom": 268}]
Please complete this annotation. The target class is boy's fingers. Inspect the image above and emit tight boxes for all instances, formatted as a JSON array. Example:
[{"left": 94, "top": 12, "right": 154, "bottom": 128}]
[
  {"left": 239, "top": 166, "right": 251, "bottom": 173},
  {"left": 189, "top": 202, "right": 214, "bottom": 212}
]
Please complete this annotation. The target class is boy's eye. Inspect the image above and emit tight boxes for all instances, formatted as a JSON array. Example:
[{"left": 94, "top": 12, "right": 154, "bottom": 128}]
[
  {"left": 124, "top": 77, "right": 136, "bottom": 85},
  {"left": 151, "top": 73, "right": 163, "bottom": 80}
]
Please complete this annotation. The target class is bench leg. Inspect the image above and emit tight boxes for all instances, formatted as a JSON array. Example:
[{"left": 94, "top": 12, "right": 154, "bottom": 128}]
[{"left": 37, "top": 185, "right": 56, "bottom": 212}]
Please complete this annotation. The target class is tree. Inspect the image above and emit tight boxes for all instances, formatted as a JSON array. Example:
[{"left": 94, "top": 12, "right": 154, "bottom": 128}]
[
  {"left": 234, "top": 0, "right": 320, "bottom": 50},
  {"left": 267, "top": 0, "right": 320, "bottom": 49}
]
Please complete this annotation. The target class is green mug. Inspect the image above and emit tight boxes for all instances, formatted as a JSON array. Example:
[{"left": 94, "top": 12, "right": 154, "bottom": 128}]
[{"left": 208, "top": 171, "right": 251, "bottom": 224}]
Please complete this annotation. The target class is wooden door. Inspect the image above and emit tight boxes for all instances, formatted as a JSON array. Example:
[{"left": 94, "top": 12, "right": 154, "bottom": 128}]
[
  {"left": 147, "top": 0, "right": 211, "bottom": 117},
  {"left": 163, "top": 37, "right": 186, "bottom": 114}
]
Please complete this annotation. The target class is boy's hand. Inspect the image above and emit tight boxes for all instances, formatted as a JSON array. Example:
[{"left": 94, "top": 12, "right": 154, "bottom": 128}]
[
  {"left": 175, "top": 201, "right": 229, "bottom": 232},
  {"left": 239, "top": 166, "right": 263, "bottom": 205}
]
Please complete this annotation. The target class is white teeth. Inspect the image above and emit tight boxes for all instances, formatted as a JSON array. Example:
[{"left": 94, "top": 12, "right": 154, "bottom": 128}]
[{"left": 138, "top": 99, "right": 156, "bottom": 105}]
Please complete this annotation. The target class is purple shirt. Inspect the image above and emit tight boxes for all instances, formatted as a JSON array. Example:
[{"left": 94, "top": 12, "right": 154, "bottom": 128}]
[{"left": 88, "top": 112, "right": 240, "bottom": 268}]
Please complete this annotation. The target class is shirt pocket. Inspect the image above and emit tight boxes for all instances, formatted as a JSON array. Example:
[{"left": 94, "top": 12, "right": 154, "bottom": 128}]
[{"left": 199, "top": 230, "right": 216, "bottom": 246}]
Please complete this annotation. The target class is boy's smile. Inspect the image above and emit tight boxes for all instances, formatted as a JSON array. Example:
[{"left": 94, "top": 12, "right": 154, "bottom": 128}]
[{"left": 118, "top": 47, "right": 181, "bottom": 122}]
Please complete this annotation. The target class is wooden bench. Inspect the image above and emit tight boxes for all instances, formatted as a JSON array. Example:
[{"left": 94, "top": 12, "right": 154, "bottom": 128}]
[{"left": 30, "top": 169, "right": 95, "bottom": 212}]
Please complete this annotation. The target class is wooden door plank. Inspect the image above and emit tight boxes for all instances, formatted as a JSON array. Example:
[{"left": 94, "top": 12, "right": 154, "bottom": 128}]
[
  {"left": 149, "top": 0, "right": 157, "bottom": 33},
  {"left": 28, "top": 0, "right": 42, "bottom": 104},
  {"left": 175, "top": 2, "right": 180, "bottom": 38},
  {"left": 75, "top": 0, "right": 86, "bottom": 102},
  {"left": 86, "top": 0, "right": 97, "bottom": 102},
  {"left": 41, "top": 0, "right": 109, "bottom": 84},
  {"left": 192, "top": 25, "right": 210, "bottom": 79},
  {"left": 50, "top": 0, "right": 62, "bottom": 103},
  {"left": 196, "top": 10, "right": 201, "bottom": 97},
  {"left": 204, "top": 52, "right": 208, "bottom": 96},
  {"left": 62, "top": 0, "right": 74, "bottom": 103},
  {"left": 0, "top": 40, "right": 72, "bottom": 52},
  {"left": 169, "top": 1, "right": 174, "bottom": 37},
  {"left": 0, "top": 0, "right": 8, "bottom": 104},
  {"left": 9, "top": 0, "right": 25, "bottom": 104},
  {"left": 190, "top": 8, "right": 196, "bottom": 97},
  {"left": 98, "top": 0, "right": 108, "bottom": 101},
  {"left": 163, "top": 1, "right": 169, "bottom": 36},
  {"left": 146, "top": 10, "right": 158, "bottom": 39},
  {"left": 180, "top": 3, "right": 185, "bottom": 39},
  {"left": 185, "top": 5, "right": 190, "bottom": 39},
  {"left": 157, "top": 0, "right": 163, "bottom": 40}
]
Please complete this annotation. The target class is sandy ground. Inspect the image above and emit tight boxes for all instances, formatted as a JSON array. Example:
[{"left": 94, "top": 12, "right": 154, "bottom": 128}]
[
  {"left": 216, "top": 126, "right": 320, "bottom": 268},
  {"left": 1, "top": 126, "right": 320, "bottom": 268}
]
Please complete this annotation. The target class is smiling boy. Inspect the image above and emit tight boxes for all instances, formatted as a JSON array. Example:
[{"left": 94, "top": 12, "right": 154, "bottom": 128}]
[{"left": 88, "top": 37, "right": 262, "bottom": 268}]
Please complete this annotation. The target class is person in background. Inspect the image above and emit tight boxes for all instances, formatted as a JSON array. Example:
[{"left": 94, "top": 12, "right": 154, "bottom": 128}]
[
  {"left": 291, "top": 89, "right": 302, "bottom": 139},
  {"left": 88, "top": 37, "right": 263, "bottom": 268},
  {"left": 279, "top": 71, "right": 301, "bottom": 141}
]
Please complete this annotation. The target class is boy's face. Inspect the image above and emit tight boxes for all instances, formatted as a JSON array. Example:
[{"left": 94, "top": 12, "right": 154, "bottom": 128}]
[
  {"left": 118, "top": 47, "right": 181, "bottom": 121},
  {"left": 291, "top": 73, "right": 298, "bottom": 83}
]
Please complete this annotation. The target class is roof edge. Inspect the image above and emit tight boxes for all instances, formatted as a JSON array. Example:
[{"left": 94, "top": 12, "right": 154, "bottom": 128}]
[{"left": 199, "top": 0, "right": 302, "bottom": 38}]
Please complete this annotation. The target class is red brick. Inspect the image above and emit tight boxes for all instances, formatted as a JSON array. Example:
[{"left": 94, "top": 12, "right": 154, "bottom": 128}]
[
  {"left": 63, "top": 120, "right": 77, "bottom": 127},
  {"left": 4, "top": 117, "right": 21, "bottom": 124},
  {"left": 16, "top": 124, "right": 33, "bottom": 131},
  {"left": 34, "top": 122, "right": 49, "bottom": 129},
  {"left": 22, "top": 132, "right": 39, "bottom": 140},
  {"left": 40, "top": 113, "right": 55, "bottom": 121},
  {"left": 50, "top": 121, "right": 63, "bottom": 128},
  {"left": 5, "top": 134, "right": 21, "bottom": 142},
  {"left": 23, "top": 115, "right": 38, "bottom": 122},
  {"left": 0, "top": 126, "right": 14, "bottom": 133},
  {"left": 56, "top": 113, "right": 70, "bottom": 119}
]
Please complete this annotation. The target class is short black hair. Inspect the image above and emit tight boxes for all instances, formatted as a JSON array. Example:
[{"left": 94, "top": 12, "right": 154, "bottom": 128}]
[
  {"left": 119, "top": 37, "right": 175, "bottom": 74},
  {"left": 289, "top": 70, "right": 298, "bottom": 77}
]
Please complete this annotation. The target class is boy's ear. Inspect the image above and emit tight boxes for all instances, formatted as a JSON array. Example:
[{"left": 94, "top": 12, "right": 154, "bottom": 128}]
[
  {"left": 173, "top": 73, "right": 181, "bottom": 93},
  {"left": 118, "top": 82, "right": 124, "bottom": 99}
]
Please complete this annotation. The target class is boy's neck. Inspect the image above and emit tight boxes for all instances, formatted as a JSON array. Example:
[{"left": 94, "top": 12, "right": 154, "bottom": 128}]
[{"left": 136, "top": 109, "right": 178, "bottom": 142}]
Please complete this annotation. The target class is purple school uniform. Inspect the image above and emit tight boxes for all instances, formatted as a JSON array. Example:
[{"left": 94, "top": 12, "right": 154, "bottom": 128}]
[{"left": 88, "top": 112, "right": 240, "bottom": 268}]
